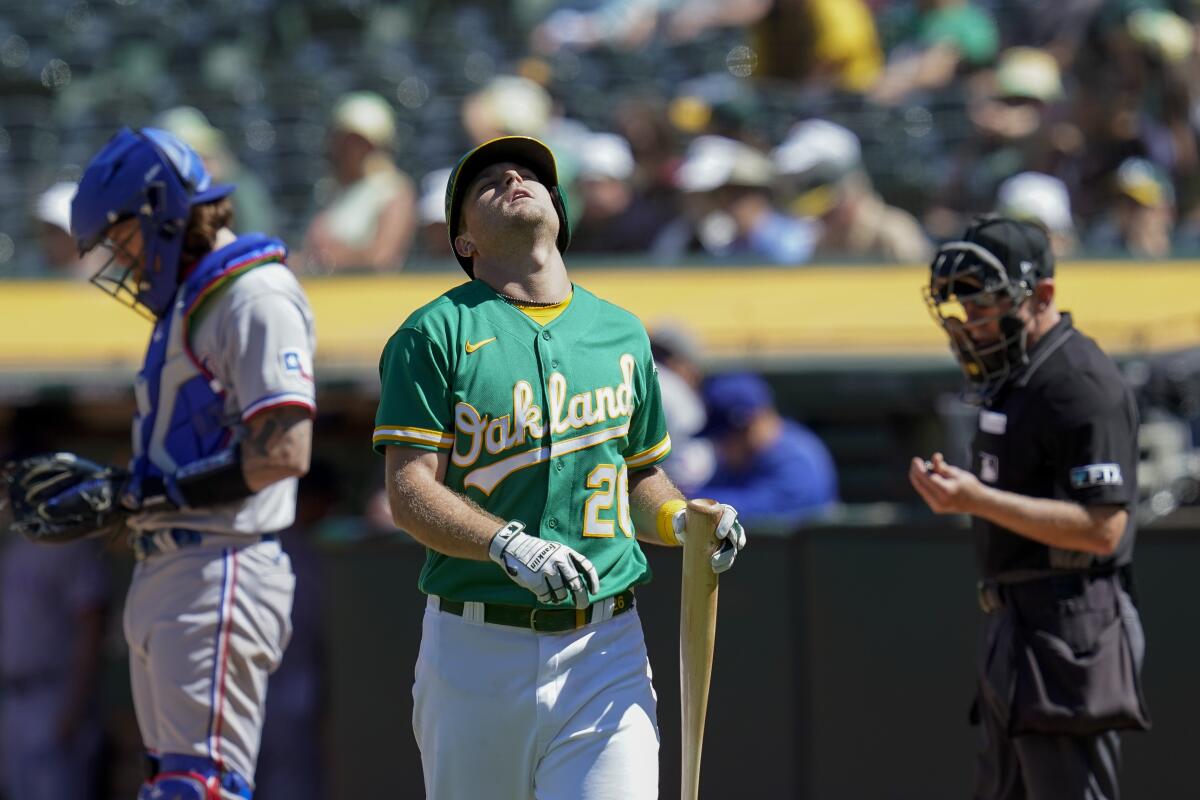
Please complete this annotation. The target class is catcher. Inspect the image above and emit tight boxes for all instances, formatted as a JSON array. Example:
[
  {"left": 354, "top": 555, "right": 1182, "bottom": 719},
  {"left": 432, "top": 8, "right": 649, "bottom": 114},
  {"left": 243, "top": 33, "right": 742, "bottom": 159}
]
[{"left": 5, "top": 128, "right": 316, "bottom": 800}]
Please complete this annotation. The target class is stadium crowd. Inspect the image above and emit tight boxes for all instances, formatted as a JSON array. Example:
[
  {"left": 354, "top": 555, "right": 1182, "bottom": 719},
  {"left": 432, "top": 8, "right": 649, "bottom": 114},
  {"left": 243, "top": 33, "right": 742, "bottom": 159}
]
[{"left": 3, "top": 0, "right": 1200, "bottom": 276}]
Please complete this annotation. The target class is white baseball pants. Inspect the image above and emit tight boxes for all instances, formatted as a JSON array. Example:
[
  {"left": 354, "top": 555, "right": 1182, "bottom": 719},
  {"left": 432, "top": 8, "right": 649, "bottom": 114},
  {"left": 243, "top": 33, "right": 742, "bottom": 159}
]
[
  {"left": 123, "top": 536, "right": 294, "bottom": 785},
  {"left": 414, "top": 596, "right": 660, "bottom": 800}
]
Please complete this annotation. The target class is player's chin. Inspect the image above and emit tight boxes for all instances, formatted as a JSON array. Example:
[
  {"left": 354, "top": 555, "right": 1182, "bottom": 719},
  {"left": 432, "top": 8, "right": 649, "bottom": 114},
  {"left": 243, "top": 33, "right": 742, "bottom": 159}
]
[
  {"left": 512, "top": 200, "right": 552, "bottom": 219},
  {"left": 500, "top": 205, "right": 554, "bottom": 231}
]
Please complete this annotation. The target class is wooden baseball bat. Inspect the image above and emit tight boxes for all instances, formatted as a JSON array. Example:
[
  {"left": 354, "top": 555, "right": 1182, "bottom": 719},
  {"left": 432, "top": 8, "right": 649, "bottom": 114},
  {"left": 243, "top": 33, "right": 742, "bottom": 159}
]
[{"left": 680, "top": 498, "right": 722, "bottom": 800}]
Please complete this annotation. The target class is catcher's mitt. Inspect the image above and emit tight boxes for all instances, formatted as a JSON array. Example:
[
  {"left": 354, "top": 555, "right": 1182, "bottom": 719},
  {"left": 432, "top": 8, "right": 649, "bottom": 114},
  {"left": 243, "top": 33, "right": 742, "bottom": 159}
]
[{"left": 2, "top": 452, "right": 129, "bottom": 544}]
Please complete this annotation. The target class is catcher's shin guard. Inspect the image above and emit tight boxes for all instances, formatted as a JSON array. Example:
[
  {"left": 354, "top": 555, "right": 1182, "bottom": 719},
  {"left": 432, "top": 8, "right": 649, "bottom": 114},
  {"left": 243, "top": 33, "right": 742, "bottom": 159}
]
[{"left": 138, "top": 754, "right": 252, "bottom": 800}]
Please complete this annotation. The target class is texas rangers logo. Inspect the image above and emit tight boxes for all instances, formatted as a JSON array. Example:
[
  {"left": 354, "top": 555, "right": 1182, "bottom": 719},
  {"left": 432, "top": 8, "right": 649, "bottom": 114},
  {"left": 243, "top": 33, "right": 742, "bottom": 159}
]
[
  {"left": 979, "top": 452, "right": 999, "bottom": 483},
  {"left": 279, "top": 348, "right": 314, "bottom": 383}
]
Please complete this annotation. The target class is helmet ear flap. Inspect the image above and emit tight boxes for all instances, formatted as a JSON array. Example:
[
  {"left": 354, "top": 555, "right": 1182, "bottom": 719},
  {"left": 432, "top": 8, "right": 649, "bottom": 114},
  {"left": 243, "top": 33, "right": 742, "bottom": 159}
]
[{"left": 548, "top": 185, "right": 571, "bottom": 254}]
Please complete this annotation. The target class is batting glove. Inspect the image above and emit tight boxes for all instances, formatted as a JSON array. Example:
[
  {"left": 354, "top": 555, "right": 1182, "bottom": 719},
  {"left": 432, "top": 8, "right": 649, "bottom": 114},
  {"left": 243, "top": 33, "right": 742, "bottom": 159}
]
[
  {"left": 489, "top": 521, "right": 601, "bottom": 609},
  {"left": 672, "top": 503, "right": 747, "bottom": 574}
]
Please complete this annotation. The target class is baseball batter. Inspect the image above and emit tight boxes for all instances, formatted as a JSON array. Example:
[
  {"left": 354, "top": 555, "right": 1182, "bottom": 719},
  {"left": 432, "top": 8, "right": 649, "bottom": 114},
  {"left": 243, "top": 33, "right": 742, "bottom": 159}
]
[
  {"left": 373, "top": 136, "right": 746, "bottom": 799},
  {"left": 6, "top": 128, "right": 316, "bottom": 800}
]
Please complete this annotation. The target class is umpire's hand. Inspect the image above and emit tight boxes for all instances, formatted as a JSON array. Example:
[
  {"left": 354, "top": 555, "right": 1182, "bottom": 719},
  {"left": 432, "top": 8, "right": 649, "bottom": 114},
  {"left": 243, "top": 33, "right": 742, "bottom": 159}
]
[{"left": 908, "top": 452, "right": 985, "bottom": 515}]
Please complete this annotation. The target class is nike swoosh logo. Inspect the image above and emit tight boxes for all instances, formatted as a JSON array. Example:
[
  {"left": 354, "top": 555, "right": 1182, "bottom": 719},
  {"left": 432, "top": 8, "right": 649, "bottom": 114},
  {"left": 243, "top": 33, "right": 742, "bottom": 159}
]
[{"left": 465, "top": 337, "right": 497, "bottom": 354}]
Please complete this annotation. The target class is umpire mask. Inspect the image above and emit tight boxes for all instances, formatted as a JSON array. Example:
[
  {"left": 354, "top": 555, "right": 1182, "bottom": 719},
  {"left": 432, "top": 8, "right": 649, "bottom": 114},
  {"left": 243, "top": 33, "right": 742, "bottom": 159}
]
[
  {"left": 926, "top": 243, "right": 1030, "bottom": 402},
  {"left": 925, "top": 218, "right": 1053, "bottom": 403}
]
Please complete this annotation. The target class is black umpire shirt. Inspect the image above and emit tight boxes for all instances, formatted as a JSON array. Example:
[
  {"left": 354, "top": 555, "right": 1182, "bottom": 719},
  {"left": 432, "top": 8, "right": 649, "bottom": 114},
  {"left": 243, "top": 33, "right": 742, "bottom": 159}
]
[{"left": 971, "top": 313, "right": 1139, "bottom": 578}]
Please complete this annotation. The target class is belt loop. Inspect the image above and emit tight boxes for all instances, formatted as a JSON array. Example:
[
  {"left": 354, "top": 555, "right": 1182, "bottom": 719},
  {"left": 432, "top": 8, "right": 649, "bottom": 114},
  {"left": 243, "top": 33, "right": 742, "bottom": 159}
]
[
  {"left": 462, "top": 601, "right": 485, "bottom": 625},
  {"left": 592, "top": 596, "right": 616, "bottom": 624}
]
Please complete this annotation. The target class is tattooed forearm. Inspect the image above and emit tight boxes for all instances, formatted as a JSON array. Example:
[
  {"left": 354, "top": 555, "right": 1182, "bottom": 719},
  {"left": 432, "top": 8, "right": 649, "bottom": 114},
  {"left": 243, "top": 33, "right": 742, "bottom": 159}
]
[
  {"left": 248, "top": 418, "right": 280, "bottom": 457},
  {"left": 241, "top": 407, "right": 314, "bottom": 491}
]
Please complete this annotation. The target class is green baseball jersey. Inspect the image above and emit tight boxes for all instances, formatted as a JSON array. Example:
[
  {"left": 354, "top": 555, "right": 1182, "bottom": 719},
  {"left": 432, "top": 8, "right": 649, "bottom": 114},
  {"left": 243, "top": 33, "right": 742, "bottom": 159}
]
[{"left": 373, "top": 280, "right": 672, "bottom": 607}]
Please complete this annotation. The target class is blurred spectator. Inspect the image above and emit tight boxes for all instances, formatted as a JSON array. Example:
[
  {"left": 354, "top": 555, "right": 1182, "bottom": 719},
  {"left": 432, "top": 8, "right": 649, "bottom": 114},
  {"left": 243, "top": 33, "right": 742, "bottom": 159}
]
[
  {"left": 415, "top": 168, "right": 455, "bottom": 261},
  {"left": 667, "top": 73, "right": 774, "bottom": 149},
  {"left": 994, "top": 0, "right": 1103, "bottom": 65},
  {"left": 34, "top": 182, "right": 91, "bottom": 280},
  {"left": 613, "top": 95, "right": 683, "bottom": 198},
  {"left": 696, "top": 372, "right": 838, "bottom": 527},
  {"left": 462, "top": 75, "right": 555, "bottom": 144},
  {"left": 530, "top": 0, "right": 660, "bottom": 54},
  {"left": 925, "top": 47, "right": 1065, "bottom": 237},
  {"left": 255, "top": 462, "right": 336, "bottom": 800},
  {"left": 996, "top": 171, "right": 1077, "bottom": 257},
  {"left": 772, "top": 119, "right": 932, "bottom": 262},
  {"left": 155, "top": 106, "right": 279, "bottom": 236},
  {"left": 1085, "top": 156, "right": 1176, "bottom": 257},
  {"left": 300, "top": 91, "right": 417, "bottom": 273},
  {"left": 649, "top": 324, "right": 715, "bottom": 494},
  {"left": 665, "top": 0, "right": 883, "bottom": 93},
  {"left": 1069, "top": 5, "right": 1197, "bottom": 217},
  {"left": 654, "top": 135, "right": 817, "bottom": 263},
  {"left": 1123, "top": 9, "right": 1198, "bottom": 177},
  {"left": 570, "top": 132, "right": 670, "bottom": 254},
  {"left": 872, "top": 0, "right": 1000, "bottom": 105}
]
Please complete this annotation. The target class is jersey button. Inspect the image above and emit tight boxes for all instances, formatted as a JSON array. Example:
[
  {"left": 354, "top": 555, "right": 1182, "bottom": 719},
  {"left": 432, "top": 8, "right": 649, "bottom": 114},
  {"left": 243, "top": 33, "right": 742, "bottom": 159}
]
[
  {"left": 551, "top": 360, "right": 559, "bottom": 369},
  {"left": 548, "top": 518, "right": 558, "bottom": 528},
  {"left": 541, "top": 330, "right": 552, "bottom": 340},
  {"left": 555, "top": 460, "right": 564, "bottom": 471}
]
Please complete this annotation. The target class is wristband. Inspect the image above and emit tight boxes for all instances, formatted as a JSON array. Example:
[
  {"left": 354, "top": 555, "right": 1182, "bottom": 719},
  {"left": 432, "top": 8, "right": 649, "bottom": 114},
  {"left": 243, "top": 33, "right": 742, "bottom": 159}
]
[
  {"left": 175, "top": 446, "right": 254, "bottom": 508},
  {"left": 488, "top": 520, "right": 526, "bottom": 563},
  {"left": 656, "top": 499, "right": 688, "bottom": 546}
]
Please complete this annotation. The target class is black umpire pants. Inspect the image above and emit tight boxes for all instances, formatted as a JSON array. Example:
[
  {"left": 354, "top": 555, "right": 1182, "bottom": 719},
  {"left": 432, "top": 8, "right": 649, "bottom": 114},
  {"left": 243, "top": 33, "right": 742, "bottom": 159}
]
[{"left": 972, "top": 579, "right": 1145, "bottom": 800}]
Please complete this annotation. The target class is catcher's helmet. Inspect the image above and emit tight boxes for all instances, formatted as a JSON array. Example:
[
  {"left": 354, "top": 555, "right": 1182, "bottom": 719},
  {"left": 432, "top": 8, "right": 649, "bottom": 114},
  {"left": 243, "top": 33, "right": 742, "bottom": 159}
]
[
  {"left": 924, "top": 215, "right": 1053, "bottom": 402},
  {"left": 445, "top": 136, "right": 570, "bottom": 278},
  {"left": 72, "top": 128, "right": 234, "bottom": 318}
]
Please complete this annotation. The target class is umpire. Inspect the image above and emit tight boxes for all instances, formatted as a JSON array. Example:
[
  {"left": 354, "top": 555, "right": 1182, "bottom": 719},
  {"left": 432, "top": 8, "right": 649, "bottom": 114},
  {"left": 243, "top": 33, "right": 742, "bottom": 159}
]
[{"left": 909, "top": 216, "right": 1149, "bottom": 799}]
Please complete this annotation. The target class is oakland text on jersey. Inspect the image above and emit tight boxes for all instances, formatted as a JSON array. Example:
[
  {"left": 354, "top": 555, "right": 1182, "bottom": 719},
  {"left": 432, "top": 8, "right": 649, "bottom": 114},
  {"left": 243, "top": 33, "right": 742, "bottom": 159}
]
[{"left": 451, "top": 354, "right": 638, "bottom": 493}]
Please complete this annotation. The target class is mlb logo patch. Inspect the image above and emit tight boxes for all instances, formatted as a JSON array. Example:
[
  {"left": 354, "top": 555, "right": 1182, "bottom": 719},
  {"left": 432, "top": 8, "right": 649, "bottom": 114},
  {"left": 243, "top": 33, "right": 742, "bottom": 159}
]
[
  {"left": 1070, "top": 463, "right": 1123, "bottom": 489},
  {"left": 980, "top": 452, "right": 999, "bottom": 483},
  {"left": 280, "top": 348, "right": 314, "bottom": 382}
]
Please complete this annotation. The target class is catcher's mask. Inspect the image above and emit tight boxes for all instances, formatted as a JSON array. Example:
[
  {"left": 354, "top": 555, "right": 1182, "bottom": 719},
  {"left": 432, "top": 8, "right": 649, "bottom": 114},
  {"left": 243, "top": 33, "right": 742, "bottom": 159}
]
[
  {"left": 925, "top": 228, "right": 1044, "bottom": 403},
  {"left": 72, "top": 128, "right": 234, "bottom": 320}
]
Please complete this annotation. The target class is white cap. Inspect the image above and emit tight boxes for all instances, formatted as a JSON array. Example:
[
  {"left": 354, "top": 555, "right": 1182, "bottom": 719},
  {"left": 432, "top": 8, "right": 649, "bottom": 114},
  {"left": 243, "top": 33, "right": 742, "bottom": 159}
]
[
  {"left": 418, "top": 168, "right": 453, "bottom": 225},
  {"left": 475, "top": 76, "right": 552, "bottom": 137},
  {"left": 771, "top": 119, "right": 861, "bottom": 184},
  {"left": 676, "top": 136, "right": 773, "bottom": 193},
  {"left": 332, "top": 91, "right": 397, "bottom": 149},
  {"left": 996, "top": 172, "right": 1073, "bottom": 234},
  {"left": 154, "top": 106, "right": 226, "bottom": 157},
  {"left": 995, "top": 47, "right": 1064, "bottom": 102},
  {"left": 578, "top": 132, "right": 635, "bottom": 181},
  {"left": 36, "top": 181, "right": 77, "bottom": 233}
]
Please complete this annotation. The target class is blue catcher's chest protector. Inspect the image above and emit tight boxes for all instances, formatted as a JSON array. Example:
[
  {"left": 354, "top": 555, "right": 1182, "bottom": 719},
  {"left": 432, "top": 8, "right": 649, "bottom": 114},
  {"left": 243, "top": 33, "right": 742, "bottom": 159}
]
[{"left": 125, "top": 234, "right": 288, "bottom": 505}]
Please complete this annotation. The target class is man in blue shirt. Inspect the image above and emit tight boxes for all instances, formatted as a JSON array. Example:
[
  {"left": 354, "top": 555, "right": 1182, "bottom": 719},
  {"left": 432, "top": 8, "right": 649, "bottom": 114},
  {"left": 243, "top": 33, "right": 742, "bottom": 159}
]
[{"left": 697, "top": 373, "right": 838, "bottom": 527}]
